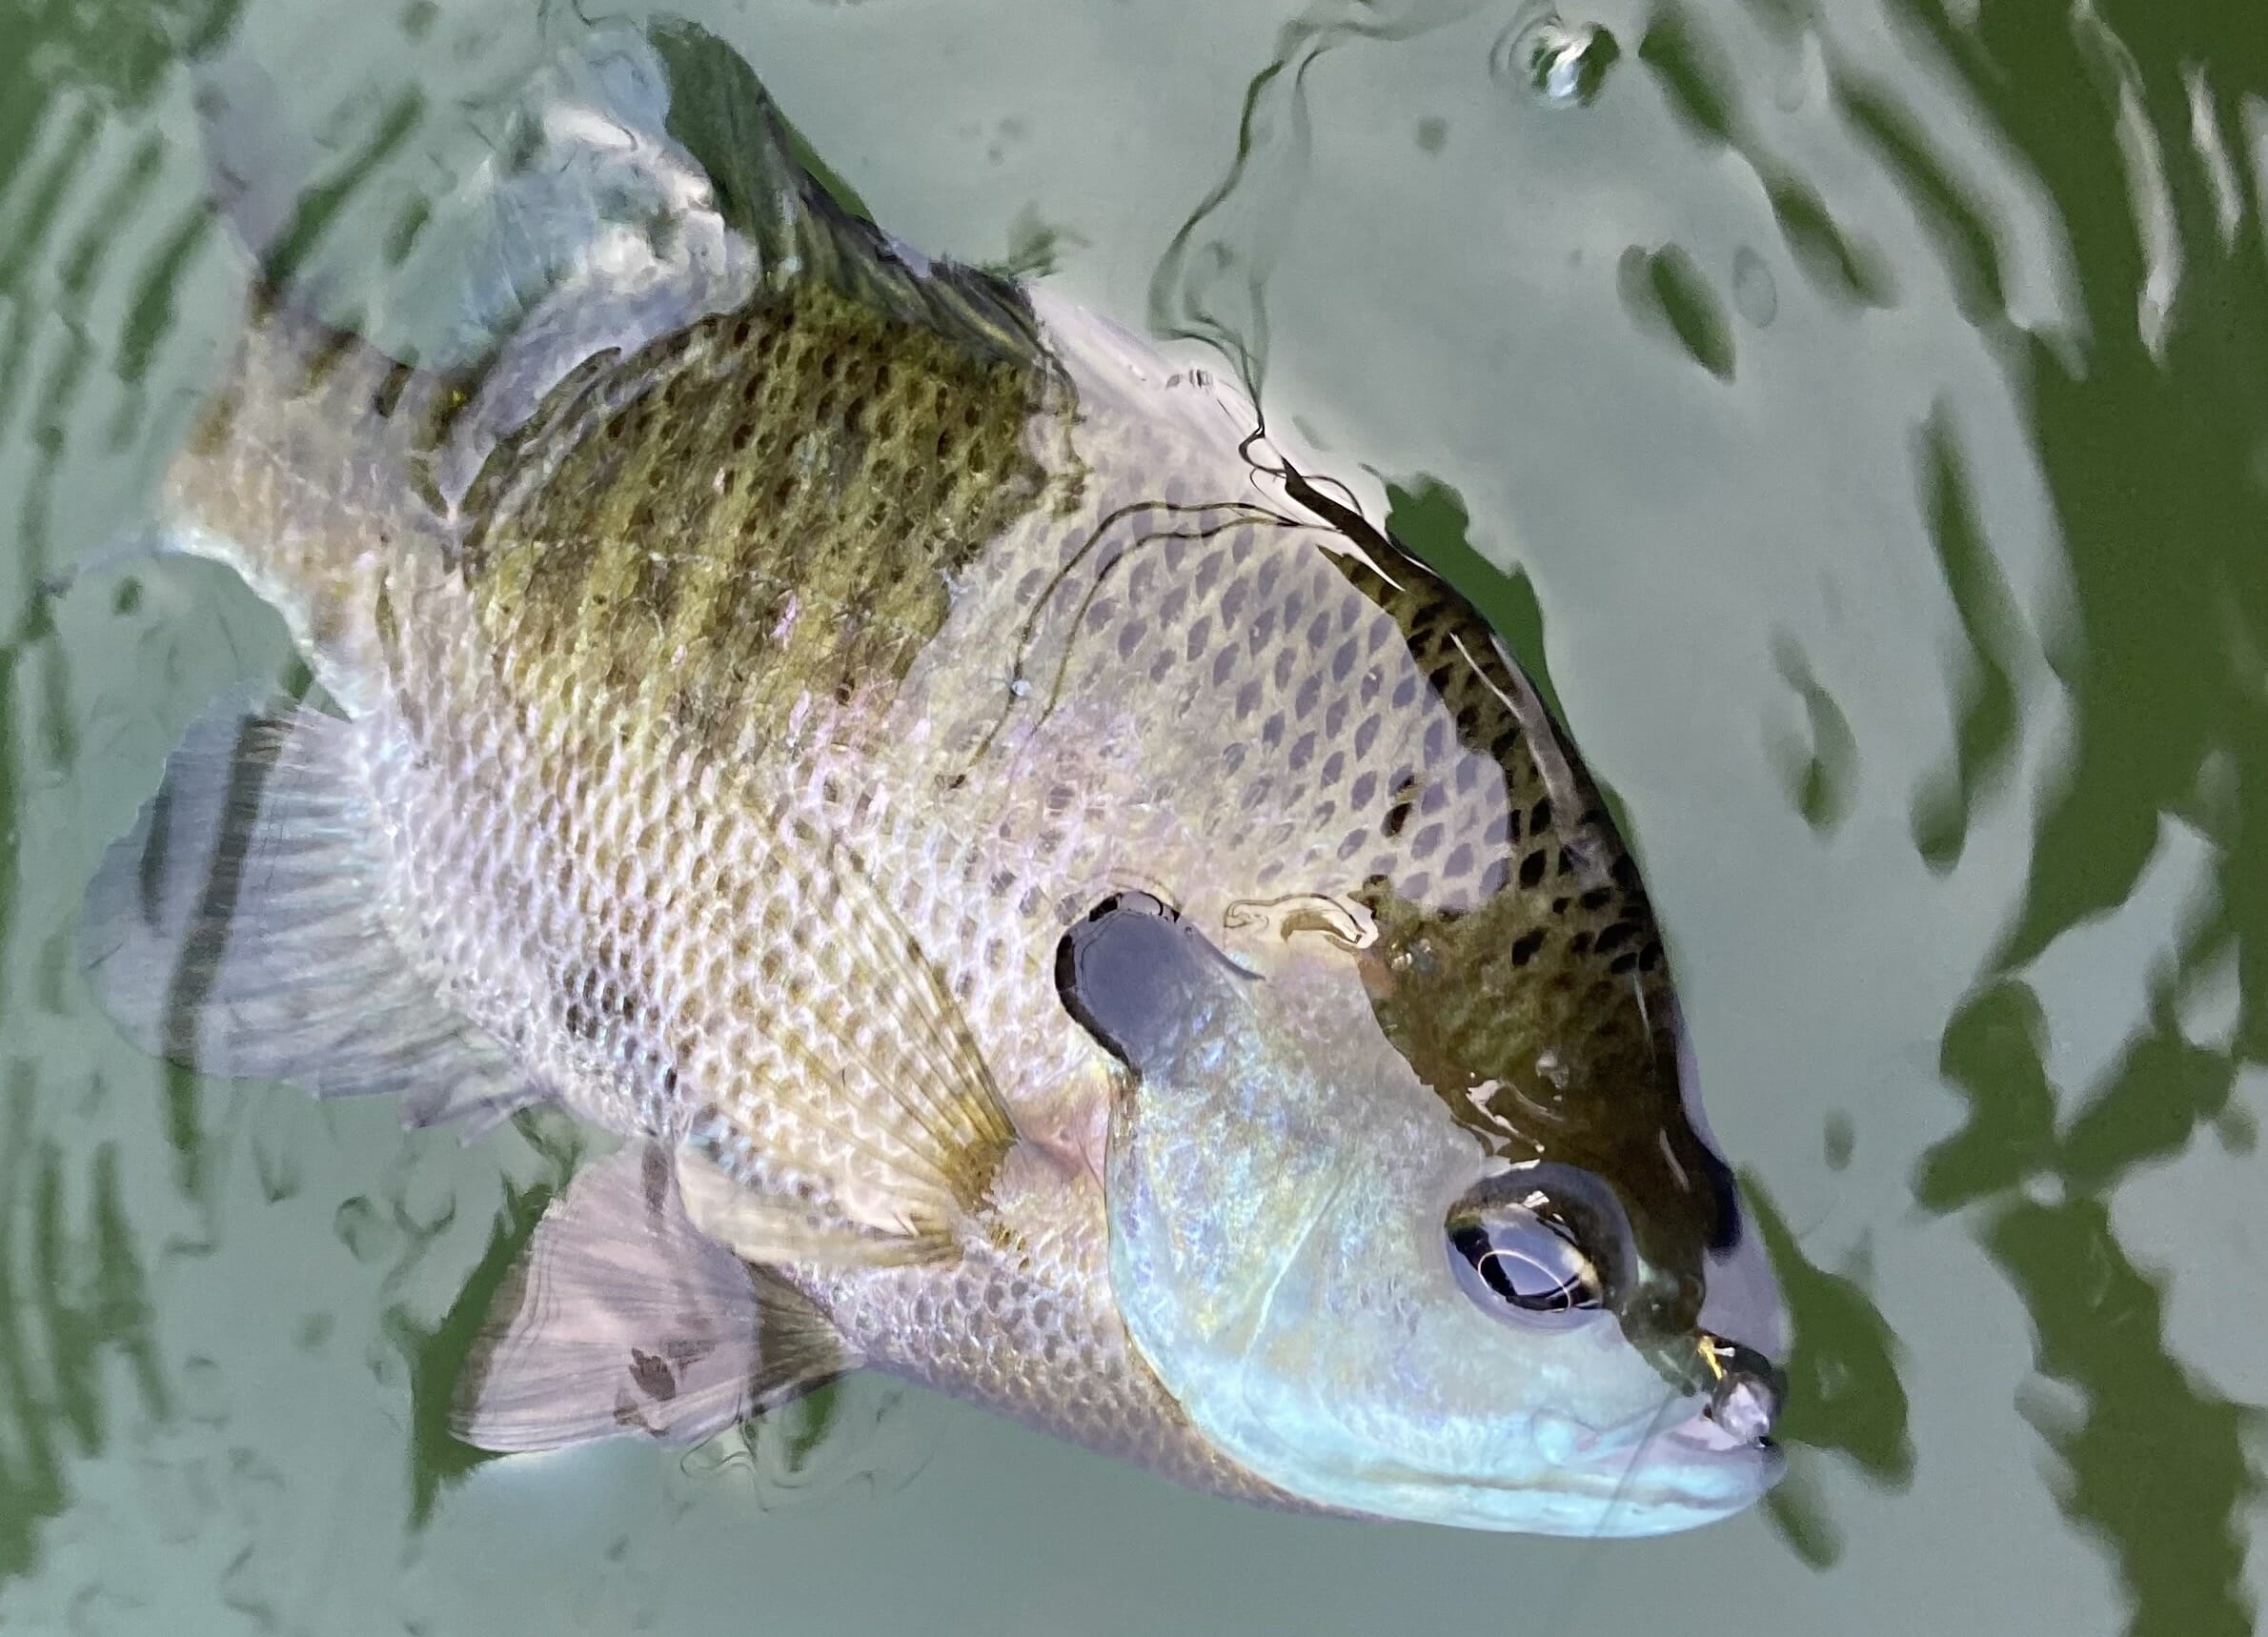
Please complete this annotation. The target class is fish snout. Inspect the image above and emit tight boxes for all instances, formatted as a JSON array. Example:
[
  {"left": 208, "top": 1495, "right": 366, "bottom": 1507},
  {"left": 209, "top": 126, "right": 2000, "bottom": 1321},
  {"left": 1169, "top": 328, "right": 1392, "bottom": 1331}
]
[
  {"left": 1698, "top": 1334, "right": 1784, "bottom": 1445},
  {"left": 1536, "top": 1328, "right": 1783, "bottom": 1471}
]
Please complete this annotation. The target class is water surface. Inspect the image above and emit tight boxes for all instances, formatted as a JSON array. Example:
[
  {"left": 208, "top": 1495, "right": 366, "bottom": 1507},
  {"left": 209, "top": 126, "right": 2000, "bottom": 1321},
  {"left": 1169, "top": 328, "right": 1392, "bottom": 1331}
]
[{"left": 0, "top": 0, "right": 2262, "bottom": 1631}]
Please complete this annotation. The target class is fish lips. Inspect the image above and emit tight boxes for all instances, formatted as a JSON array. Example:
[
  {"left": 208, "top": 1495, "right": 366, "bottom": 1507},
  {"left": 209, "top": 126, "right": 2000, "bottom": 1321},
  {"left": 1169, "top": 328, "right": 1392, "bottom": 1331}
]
[{"left": 1494, "top": 1394, "right": 1788, "bottom": 1536}]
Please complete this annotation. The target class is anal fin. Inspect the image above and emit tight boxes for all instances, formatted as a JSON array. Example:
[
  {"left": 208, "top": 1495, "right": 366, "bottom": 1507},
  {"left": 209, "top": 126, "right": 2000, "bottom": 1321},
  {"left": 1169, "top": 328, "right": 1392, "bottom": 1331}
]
[
  {"left": 78, "top": 694, "right": 542, "bottom": 1132},
  {"left": 454, "top": 1143, "right": 853, "bottom": 1452}
]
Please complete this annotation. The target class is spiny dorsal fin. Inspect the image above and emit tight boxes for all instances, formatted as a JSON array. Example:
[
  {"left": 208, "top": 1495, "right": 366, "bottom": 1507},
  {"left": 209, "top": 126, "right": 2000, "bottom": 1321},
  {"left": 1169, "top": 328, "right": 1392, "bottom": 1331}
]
[{"left": 455, "top": 1143, "right": 853, "bottom": 1452}]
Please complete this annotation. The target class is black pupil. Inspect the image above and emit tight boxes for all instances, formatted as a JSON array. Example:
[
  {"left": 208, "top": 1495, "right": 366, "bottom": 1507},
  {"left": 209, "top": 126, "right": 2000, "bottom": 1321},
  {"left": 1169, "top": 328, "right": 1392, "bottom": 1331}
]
[{"left": 1451, "top": 1216, "right": 1595, "bottom": 1311}]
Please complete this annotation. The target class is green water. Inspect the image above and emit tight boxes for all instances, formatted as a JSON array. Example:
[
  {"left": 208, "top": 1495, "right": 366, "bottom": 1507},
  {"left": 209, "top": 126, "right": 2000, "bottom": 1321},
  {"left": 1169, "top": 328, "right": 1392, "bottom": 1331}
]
[{"left": 0, "top": 0, "right": 2262, "bottom": 1630}]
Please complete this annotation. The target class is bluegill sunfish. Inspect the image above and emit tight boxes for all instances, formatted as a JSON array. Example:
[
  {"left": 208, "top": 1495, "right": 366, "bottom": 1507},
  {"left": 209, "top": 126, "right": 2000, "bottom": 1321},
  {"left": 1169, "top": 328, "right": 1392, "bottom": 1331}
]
[{"left": 78, "top": 16, "right": 1787, "bottom": 1535}]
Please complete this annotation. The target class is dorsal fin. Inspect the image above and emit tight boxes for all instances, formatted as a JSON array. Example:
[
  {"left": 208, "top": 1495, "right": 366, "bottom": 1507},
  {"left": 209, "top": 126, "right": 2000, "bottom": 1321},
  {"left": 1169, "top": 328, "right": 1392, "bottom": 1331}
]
[
  {"left": 145, "top": 15, "right": 1064, "bottom": 703},
  {"left": 424, "top": 15, "right": 1056, "bottom": 510},
  {"left": 641, "top": 17, "right": 1044, "bottom": 365}
]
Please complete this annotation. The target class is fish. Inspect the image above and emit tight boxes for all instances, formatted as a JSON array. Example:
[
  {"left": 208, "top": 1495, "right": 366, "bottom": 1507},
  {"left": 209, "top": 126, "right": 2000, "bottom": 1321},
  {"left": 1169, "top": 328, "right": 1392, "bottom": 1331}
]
[{"left": 76, "top": 15, "right": 1788, "bottom": 1536}]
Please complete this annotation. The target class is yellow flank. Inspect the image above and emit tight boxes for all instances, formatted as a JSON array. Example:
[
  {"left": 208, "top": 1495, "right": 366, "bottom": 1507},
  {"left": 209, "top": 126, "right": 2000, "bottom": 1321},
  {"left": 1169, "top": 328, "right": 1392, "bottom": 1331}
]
[{"left": 457, "top": 279, "right": 1054, "bottom": 757}]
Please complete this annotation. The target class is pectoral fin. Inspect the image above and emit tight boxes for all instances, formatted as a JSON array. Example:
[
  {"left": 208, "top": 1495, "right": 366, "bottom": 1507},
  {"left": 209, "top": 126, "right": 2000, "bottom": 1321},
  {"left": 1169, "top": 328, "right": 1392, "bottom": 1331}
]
[
  {"left": 454, "top": 1143, "right": 854, "bottom": 1452},
  {"left": 673, "top": 1142, "right": 949, "bottom": 1269},
  {"left": 677, "top": 834, "right": 1021, "bottom": 1268}
]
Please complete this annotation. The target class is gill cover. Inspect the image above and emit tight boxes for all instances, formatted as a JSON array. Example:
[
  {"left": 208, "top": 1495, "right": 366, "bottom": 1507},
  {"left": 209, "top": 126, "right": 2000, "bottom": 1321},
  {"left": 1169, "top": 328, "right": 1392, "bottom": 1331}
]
[{"left": 1064, "top": 895, "right": 1780, "bottom": 1535}]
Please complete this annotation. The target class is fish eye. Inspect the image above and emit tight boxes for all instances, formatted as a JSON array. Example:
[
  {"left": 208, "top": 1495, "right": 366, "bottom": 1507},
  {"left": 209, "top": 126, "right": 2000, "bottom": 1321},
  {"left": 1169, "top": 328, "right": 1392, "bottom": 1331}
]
[
  {"left": 1447, "top": 1200, "right": 1602, "bottom": 1316},
  {"left": 1444, "top": 1162, "right": 1631, "bottom": 1323}
]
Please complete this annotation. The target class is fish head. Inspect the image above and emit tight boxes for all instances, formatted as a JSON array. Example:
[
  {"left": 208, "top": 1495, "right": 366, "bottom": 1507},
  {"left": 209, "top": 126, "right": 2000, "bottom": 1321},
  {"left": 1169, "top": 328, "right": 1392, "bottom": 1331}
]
[{"left": 1059, "top": 881, "right": 1786, "bottom": 1535}]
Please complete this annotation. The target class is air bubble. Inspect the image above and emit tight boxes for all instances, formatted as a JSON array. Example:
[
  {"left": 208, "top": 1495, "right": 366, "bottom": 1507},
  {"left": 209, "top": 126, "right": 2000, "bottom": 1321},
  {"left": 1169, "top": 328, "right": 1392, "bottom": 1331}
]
[
  {"left": 1733, "top": 246, "right": 1779, "bottom": 327},
  {"left": 1494, "top": 11, "right": 1620, "bottom": 109}
]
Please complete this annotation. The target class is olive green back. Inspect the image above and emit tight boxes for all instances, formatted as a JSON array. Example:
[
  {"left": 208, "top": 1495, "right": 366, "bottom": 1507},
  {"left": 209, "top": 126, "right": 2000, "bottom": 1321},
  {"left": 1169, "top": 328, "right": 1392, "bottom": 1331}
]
[{"left": 458, "top": 278, "right": 1052, "bottom": 753}]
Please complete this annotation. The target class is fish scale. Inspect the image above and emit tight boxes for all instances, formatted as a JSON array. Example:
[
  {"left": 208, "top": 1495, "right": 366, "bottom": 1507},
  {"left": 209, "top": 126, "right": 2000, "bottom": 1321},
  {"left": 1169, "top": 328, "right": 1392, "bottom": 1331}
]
[
  {"left": 461, "top": 279, "right": 1053, "bottom": 758},
  {"left": 80, "top": 16, "right": 1786, "bottom": 1535}
]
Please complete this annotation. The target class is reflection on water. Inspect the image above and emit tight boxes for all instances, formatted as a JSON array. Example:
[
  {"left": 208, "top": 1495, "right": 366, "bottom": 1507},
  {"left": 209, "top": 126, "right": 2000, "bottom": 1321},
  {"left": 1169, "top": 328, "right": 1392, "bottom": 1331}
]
[
  {"left": 385, "top": 1121, "right": 564, "bottom": 1529},
  {"left": 1906, "top": 406, "right": 2026, "bottom": 874},
  {"left": 1928, "top": 976, "right": 2258, "bottom": 1635},
  {"left": 1640, "top": 2, "right": 1896, "bottom": 313},
  {"left": 0, "top": 0, "right": 216, "bottom": 1589},
  {"left": 1624, "top": 0, "right": 2268, "bottom": 1618},
  {"left": 0, "top": 0, "right": 2265, "bottom": 1627},
  {"left": 1148, "top": 0, "right": 1495, "bottom": 400},
  {"left": 0, "top": 1072, "right": 169, "bottom": 1580},
  {"left": 1765, "top": 634, "right": 1855, "bottom": 838},
  {"left": 1616, "top": 239, "right": 1737, "bottom": 379},
  {"left": 1743, "top": 1182, "right": 1911, "bottom": 1567},
  {"left": 1849, "top": 0, "right": 2268, "bottom": 1627}
]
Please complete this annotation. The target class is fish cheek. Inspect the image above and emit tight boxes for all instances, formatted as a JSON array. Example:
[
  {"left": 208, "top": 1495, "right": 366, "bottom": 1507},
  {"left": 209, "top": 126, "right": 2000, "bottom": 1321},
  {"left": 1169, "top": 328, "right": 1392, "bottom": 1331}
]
[{"left": 1059, "top": 899, "right": 1344, "bottom": 1381}]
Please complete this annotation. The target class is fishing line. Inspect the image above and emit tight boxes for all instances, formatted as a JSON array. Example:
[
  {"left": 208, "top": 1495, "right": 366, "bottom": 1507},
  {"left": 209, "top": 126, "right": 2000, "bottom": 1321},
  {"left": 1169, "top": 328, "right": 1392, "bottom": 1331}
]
[
  {"left": 957, "top": 495, "right": 1298, "bottom": 778},
  {"left": 1532, "top": 1383, "right": 1690, "bottom": 1634}
]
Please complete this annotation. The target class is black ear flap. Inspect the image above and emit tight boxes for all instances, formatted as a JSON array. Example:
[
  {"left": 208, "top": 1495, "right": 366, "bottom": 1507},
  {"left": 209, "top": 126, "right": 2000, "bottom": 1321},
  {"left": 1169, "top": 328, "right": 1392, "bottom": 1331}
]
[{"left": 1053, "top": 894, "right": 1251, "bottom": 1071}]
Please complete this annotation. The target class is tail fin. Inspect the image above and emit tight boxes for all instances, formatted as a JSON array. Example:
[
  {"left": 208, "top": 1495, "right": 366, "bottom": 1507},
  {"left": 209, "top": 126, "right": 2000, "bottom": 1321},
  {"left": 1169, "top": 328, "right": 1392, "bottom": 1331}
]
[{"left": 144, "top": 19, "right": 740, "bottom": 689}]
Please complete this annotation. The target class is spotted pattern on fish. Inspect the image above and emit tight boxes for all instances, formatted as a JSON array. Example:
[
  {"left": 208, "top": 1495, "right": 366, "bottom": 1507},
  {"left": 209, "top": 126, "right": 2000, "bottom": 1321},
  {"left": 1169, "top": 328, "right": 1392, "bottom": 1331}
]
[{"left": 1306, "top": 545, "right": 1730, "bottom": 1323}]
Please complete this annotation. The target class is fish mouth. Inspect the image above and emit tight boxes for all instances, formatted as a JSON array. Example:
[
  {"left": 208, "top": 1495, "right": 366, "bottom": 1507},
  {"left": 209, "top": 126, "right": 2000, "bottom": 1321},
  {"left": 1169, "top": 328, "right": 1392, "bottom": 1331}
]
[
  {"left": 1507, "top": 1410, "right": 1785, "bottom": 1536},
  {"left": 1309, "top": 1402, "right": 1783, "bottom": 1536}
]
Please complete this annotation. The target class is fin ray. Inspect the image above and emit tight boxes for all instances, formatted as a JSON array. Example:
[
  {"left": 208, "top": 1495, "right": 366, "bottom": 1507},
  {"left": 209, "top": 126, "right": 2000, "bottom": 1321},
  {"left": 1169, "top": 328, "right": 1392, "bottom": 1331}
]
[
  {"left": 78, "top": 694, "right": 542, "bottom": 1132},
  {"left": 455, "top": 1144, "right": 853, "bottom": 1452},
  {"left": 681, "top": 831, "right": 1020, "bottom": 1266}
]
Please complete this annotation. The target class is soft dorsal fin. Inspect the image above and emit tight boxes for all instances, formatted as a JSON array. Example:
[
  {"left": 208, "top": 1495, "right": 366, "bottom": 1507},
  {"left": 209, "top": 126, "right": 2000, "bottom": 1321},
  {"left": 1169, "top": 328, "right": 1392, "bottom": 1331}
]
[
  {"left": 456, "top": 1143, "right": 853, "bottom": 1452},
  {"left": 421, "top": 14, "right": 1054, "bottom": 509},
  {"left": 641, "top": 17, "right": 1043, "bottom": 360},
  {"left": 172, "top": 13, "right": 1050, "bottom": 515}
]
